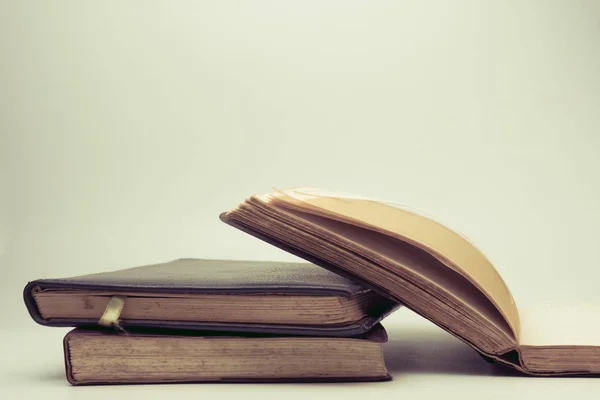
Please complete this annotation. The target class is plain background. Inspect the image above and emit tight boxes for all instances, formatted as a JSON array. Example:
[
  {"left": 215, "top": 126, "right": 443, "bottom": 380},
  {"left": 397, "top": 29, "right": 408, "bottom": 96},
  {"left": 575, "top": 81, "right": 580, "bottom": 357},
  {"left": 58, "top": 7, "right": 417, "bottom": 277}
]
[{"left": 1, "top": 0, "right": 600, "bottom": 398}]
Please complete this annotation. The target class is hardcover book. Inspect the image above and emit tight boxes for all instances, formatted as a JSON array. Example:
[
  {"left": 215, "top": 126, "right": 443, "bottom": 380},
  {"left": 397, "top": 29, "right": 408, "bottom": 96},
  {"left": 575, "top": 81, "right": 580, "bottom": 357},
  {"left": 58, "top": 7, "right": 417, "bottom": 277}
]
[
  {"left": 24, "top": 258, "right": 398, "bottom": 336},
  {"left": 63, "top": 324, "right": 390, "bottom": 385},
  {"left": 222, "top": 187, "right": 600, "bottom": 376}
]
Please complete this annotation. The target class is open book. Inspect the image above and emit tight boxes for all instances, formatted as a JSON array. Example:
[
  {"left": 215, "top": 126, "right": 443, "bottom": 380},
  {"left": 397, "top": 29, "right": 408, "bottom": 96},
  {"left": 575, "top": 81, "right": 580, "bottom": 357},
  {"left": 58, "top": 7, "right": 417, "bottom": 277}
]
[{"left": 222, "top": 187, "right": 600, "bottom": 376}]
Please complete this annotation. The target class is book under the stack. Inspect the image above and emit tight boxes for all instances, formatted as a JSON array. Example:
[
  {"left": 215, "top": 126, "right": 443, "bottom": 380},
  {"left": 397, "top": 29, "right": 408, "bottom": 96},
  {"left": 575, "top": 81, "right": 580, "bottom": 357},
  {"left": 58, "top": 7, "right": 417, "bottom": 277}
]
[{"left": 63, "top": 325, "right": 389, "bottom": 385}]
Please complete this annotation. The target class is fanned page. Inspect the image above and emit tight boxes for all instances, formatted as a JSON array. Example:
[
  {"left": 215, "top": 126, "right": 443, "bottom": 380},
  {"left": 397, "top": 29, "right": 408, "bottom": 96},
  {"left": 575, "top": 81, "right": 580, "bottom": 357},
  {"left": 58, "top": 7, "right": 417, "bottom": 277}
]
[
  {"left": 225, "top": 188, "right": 520, "bottom": 355},
  {"left": 269, "top": 188, "right": 520, "bottom": 339}
]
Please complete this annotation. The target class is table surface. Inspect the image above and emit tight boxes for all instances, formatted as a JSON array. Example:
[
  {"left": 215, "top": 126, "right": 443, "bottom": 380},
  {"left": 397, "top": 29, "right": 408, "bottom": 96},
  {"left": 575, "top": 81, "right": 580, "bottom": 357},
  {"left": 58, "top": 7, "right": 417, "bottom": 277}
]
[{"left": 3, "top": 309, "right": 600, "bottom": 400}]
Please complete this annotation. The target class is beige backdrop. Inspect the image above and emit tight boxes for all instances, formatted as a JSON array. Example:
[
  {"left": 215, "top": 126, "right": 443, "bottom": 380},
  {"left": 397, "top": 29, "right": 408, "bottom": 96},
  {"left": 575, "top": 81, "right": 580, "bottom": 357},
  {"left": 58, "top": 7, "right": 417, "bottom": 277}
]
[{"left": 2, "top": 0, "right": 600, "bottom": 338}]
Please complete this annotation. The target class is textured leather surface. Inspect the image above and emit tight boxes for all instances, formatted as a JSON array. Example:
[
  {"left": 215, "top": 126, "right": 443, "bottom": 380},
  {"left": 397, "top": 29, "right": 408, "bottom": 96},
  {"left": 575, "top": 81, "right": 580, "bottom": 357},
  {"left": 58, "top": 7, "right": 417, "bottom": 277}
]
[
  {"left": 24, "top": 259, "right": 399, "bottom": 336},
  {"left": 27, "top": 258, "right": 368, "bottom": 294}
]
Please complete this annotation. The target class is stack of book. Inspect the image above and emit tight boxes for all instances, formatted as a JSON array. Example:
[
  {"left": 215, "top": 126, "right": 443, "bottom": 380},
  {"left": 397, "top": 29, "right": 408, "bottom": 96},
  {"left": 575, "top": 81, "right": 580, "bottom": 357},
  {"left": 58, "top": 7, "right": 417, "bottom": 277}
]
[
  {"left": 25, "top": 259, "right": 396, "bottom": 384},
  {"left": 24, "top": 187, "right": 600, "bottom": 384}
]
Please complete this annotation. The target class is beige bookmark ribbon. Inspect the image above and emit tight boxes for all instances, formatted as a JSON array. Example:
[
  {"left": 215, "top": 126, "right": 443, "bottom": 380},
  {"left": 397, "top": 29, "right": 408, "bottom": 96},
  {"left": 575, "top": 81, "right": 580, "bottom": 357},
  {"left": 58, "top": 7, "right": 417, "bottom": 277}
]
[{"left": 98, "top": 295, "right": 127, "bottom": 332}]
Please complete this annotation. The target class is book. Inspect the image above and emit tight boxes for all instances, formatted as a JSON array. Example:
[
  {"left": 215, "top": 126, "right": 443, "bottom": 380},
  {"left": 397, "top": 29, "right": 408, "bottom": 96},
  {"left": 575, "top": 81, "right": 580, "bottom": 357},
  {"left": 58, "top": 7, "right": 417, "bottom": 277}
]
[
  {"left": 63, "top": 324, "right": 390, "bottom": 385},
  {"left": 24, "top": 258, "right": 398, "bottom": 336},
  {"left": 222, "top": 187, "right": 600, "bottom": 376}
]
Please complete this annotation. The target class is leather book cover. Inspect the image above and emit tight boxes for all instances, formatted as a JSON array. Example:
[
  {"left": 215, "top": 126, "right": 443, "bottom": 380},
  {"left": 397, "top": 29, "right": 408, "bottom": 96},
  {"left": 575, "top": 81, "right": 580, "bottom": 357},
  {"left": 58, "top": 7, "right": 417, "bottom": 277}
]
[{"left": 24, "top": 258, "right": 399, "bottom": 336}]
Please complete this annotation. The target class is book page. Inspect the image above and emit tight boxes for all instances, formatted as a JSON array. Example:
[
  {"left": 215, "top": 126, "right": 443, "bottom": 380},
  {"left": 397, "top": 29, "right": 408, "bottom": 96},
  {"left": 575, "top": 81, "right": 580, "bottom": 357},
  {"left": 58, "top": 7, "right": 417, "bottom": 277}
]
[
  {"left": 519, "top": 303, "right": 600, "bottom": 346},
  {"left": 269, "top": 187, "right": 521, "bottom": 340}
]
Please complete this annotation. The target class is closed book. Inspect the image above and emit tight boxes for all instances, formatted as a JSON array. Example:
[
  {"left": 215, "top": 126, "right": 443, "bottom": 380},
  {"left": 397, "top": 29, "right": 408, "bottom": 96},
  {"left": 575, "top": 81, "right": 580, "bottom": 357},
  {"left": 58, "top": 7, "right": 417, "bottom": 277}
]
[
  {"left": 24, "top": 258, "right": 398, "bottom": 337},
  {"left": 63, "top": 324, "right": 390, "bottom": 385}
]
